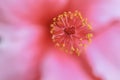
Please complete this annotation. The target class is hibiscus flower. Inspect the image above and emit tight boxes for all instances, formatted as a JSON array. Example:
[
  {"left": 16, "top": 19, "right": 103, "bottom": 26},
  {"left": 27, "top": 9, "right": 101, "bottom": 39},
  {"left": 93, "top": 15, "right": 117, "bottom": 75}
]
[{"left": 0, "top": 0, "right": 120, "bottom": 80}]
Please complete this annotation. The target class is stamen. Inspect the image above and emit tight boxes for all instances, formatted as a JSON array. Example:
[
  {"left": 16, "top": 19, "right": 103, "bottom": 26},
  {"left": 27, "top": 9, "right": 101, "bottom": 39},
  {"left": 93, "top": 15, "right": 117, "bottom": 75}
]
[{"left": 50, "top": 10, "right": 93, "bottom": 56}]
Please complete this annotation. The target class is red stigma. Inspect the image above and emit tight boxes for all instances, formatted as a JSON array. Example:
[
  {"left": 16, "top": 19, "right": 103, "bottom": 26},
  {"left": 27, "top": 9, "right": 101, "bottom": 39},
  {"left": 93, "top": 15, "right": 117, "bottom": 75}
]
[
  {"left": 64, "top": 27, "right": 75, "bottom": 35},
  {"left": 50, "top": 10, "right": 93, "bottom": 56}
]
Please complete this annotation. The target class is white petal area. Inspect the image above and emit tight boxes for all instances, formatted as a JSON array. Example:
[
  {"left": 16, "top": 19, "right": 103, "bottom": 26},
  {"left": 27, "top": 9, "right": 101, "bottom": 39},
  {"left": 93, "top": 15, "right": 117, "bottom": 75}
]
[
  {"left": 86, "top": 24, "right": 120, "bottom": 80},
  {"left": 87, "top": 0, "right": 120, "bottom": 30},
  {"left": 85, "top": 1, "right": 120, "bottom": 79},
  {"left": 0, "top": 24, "right": 43, "bottom": 80}
]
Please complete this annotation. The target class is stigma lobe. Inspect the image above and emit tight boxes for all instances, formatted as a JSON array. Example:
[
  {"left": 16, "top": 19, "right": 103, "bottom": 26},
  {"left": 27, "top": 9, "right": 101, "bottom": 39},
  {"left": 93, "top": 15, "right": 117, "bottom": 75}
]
[{"left": 64, "top": 27, "right": 75, "bottom": 35}]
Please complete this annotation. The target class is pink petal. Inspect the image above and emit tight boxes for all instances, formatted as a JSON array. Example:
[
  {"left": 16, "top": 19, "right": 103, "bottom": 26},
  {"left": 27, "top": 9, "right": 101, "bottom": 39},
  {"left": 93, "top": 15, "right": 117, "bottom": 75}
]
[
  {"left": 0, "top": 0, "right": 69, "bottom": 24},
  {"left": 41, "top": 48, "right": 92, "bottom": 80},
  {"left": 85, "top": 0, "right": 120, "bottom": 79},
  {"left": 0, "top": 23, "right": 44, "bottom": 80}
]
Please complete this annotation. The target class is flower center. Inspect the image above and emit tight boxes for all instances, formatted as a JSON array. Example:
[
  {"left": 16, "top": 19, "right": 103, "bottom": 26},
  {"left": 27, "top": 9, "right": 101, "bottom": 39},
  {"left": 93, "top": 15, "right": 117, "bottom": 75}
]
[
  {"left": 64, "top": 27, "right": 75, "bottom": 35},
  {"left": 50, "top": 10, "right": 93, "bottom": 56}
]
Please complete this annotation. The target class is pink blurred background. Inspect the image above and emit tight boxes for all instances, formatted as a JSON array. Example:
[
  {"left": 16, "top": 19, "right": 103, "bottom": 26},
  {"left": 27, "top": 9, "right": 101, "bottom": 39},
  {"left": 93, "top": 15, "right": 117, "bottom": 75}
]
[{"left": 0, "top": 0, "right": 120, "bottom": 80}]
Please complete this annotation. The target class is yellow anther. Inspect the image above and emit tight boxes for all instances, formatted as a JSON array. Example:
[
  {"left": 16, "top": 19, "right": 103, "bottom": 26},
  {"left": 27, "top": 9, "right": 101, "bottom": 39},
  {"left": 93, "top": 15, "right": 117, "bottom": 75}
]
[
  {"left": 50, "top": 30, "right": 53, "bottom": 34},
  {"left": 64, "top": 14, "right": 67, "bottom": 17},
  {"left": 82, "top": 22, "right": 86, "bottom": 26},
  {"left": 58, "top": 15, "right": 63, "bottom": 18},
  {"left": 75, "top": 48, "right": 81, "bottom": 56},
  {"left": 53, "top": 22, "right": 56, "bottom": 25},
  {"left": 75, "top": 10, "right": 79, "bottom": 14},
  {"left": 87, "top": 33, "right": 93, "bottom": 38},
  {"left": 55, "top": 43, "right": 60, "bottom": 47},
  {"left": 79, "top": 44, "right": 83, "bottom": 46},
  {"left": 52, "top": 36, "right": 54, "bottom": 39},
  {"left": 53, "top": 17, "right": 56, "bottom": 21},
  {"left": 76, "top": 48, "right": 79, "bottom": 52},
  {"left": 62, "top": 44, "right": 65, "bottom": 47},
  {"left": 50, "top": 28, "right": 54, "bottom": 34},
  {"left": 80, "top": 38, "right": 83, "bottom": 41},
  {"left": 63, "top": 12, "right": 67, "bottom": 16},
  {"left": 77, "top": 12, "right": 83, "bottom": 19},
  {"left": 88, "top": 39, "right": 92, "bottom": 43},
  {"left": 58, "top": 15, "right": 61, "bottom": 18},
  {"left": 64, "top": 12, "right": 67, "bottom": 14},
  {"left": 71, "top": 46, "right": 75, "bottom": 51},
  {"left": 68, "top": 11, "right": 72, "bottom": 14},
  {"left": 82, "top": 19, "right": 86, "bottom": 24},
  {"left": 50, "top": 24, "right": 54, "bottom": 27},
  {"left": 74, "top": 13, "right": 77, "bottom": 16},
  {"left": 88, "top": 24, "right": 92, "bottom": 30}
]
